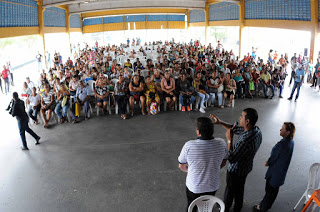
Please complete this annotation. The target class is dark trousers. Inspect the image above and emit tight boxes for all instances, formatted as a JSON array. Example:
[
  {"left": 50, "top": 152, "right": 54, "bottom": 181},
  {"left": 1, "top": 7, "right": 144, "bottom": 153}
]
[
  {"left": 289, "top": 71, "right": 295, "bottom": 85},
  {"left": 224, "top": 171, "right": 247, "bottom": 212},
  {"left": 18, "top": 118, "right": 39, "bottom": 148},
  {"left": 311, "top": 73, "right": 318, "bottom": 86},
  {"left": 259, "top": 180, "right": 279, "bottom": 211},
  {"left": 115, "top": 95, "right": 128, "bottom": 115},
  {"left": 186, "top": 187, "right": 217, "bottom": 212}
]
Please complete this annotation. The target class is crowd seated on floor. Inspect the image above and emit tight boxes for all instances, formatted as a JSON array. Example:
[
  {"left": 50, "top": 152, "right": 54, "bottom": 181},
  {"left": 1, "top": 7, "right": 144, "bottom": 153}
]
[{"left": 18, "top": 39, "right": 320, "bottom": 128}]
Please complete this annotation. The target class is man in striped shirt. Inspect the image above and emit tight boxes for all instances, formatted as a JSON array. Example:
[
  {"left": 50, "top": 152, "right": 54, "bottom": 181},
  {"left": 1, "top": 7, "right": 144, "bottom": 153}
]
[
  {"left": 178, "top": 117, "right": 228, "bottom": 211},
  {"left": 210, "top": 108, "right": 262, "bottom": 212}
]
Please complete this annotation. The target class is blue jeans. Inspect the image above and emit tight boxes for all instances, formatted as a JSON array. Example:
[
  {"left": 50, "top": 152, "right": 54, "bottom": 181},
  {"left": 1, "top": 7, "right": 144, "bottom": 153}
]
[
  {"left": 28, "top": 105, "right": 40, "bottom": 121},
  {"left": 18, "top": 118, "right": 39, "bottom": 148},
  {"left": 290, "top": 81, "right": 302, "bottom": 100},
  {"left": 264, "top": 84, "right": 274, "bottom": 97},
  {"left": 179, "top": 94, "right": 195, "bottom": 106},
  {"left": 55, "top": 102, "right": 70, "bottom": 119},
  {"left": 196, "top": 91, "right": 209, "bottom": 108},
  {"left": 4, "top": 78, "right": 9, "bottom": 94},
  {"left": 209, "top": 92, "right": 223, "bottom": 106},
  {"left": 37, "top": 61, "right": 42, "bottom": 72},
  {"left": 273, "top": 84, "right": 283, "bottom": 96}
]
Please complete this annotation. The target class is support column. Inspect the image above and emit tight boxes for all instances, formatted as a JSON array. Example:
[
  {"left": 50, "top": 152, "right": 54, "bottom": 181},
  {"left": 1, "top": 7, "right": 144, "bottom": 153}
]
[
  {"left": 205, "top": 3, "right": 209, "bottom": 45},
  {"left": 37, "top": 0, "right": 46, "bottom": 68},
  {"left": 239, "top": 0, "right": 245, "bottom": 58},
  {"left": 80, "top": 13, "right": 84, "bottom": 46},
  {"left": 80, "top": 14, "right": 83, "bottom": 34},
  {"left": 66, "top": 8, "right": 71, "bottom": 56},
  {"left": 310, "top": 0, "right": 319, "bottom": 63},
  {"left": 186, "top": 9, "right": 190, "bottom": 29}
]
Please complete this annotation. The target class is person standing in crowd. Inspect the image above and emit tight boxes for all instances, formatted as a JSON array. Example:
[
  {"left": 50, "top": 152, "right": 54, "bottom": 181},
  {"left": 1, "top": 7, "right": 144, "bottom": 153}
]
[
  {"left": 178, "top": 117, "right": 228, "bottom": 211},
  {"left": 7, "top": 61, "right": 14, "bottom": 86},
  {"left": 1, "top": 65, "right": 10, "bottom": 95},
  {"left": 254, "top": 122, "right": 295, "bottom": 212},
  {"left": 36, "top": 51, "right": 42, "bottom": 72},
  {"left": 210, "top": 108, "right": 262, "bottom": 212},
  {"left": 10, "top": 92, "right": 41, "bottom": 150},
  {"left": 289, "top": 56, "right": 298, "bottom": 87},
  {"left": 46, "top": 51, "right": 51, "bottom": 69},
  {"left": 288, "top": 64, "right": 305, "bottom": 102},
  {"left": 311, "top": 58, "right": 320, "bottom": 88}
]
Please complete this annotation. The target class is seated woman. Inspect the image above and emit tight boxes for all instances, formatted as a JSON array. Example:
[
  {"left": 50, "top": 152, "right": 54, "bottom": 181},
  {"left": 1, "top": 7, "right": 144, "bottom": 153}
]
[
  {"left": 114, "top": 75, "right": 128, "bottom": 119},
  {"left": 95, "top": 74, "right": 110, "bottom": 115},
  {"left": 224, "top": 73, "right": 236, "bottom": 107},
  {"left": 55, "top": 82, "right": 70, "bottom": 123},
  {"left": 74, "top": 80, "right": 91, "bottom": 121},
  {"left": 161, "top": 71, "right": 177, "bottom": 111},
  {"left": 271, "top": 69, "right": 283, "bottom": 98},
  {"left": 69, "top": 75, "right": 80, "bottom": 96},
  {"left": 21, "top": 82, "right": 31, "bottom": 100},
  {"left": 145, "top": 76, "right": 160, "bottom": 115},
  {"left": 194, "top": 71, "right": 209, "bottom": 113},
  {"left": 40, "top": 84, "right": 55, "bottom": 128},
  {"left": 26, "top": 87, "right": 41, "bottom": 125},
  {"left": 207, "top": 70, "right": 223, "bottom": 108},
  {"left": 178, "top": 73, "right": 195, "bottom": 111},
  {"left": 129, "top": 75, "right": 146, "bottom": 116},
  {"left": 233, "top": 68, "right": 245, "bottom": 98}
]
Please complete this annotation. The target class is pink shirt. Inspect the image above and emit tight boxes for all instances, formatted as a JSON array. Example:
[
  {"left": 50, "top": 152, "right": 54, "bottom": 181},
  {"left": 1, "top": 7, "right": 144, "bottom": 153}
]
[{"left": 161, "top": 77, "right": 175, "bottom": 90}]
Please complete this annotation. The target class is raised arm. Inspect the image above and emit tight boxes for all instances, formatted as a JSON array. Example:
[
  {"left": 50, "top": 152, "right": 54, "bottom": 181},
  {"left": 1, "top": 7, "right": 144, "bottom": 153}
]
[{"left": 209, "top": 114, "right": 232, "bottom": 130}]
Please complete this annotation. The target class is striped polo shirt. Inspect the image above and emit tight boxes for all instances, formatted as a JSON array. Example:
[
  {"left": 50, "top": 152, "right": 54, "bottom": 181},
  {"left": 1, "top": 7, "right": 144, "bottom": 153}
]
[{"left": 178, "top": 137, "right": 228, "bottom": 193}]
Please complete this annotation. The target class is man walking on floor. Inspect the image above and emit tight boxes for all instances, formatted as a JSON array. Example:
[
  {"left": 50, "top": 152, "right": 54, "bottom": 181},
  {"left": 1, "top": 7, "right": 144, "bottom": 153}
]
[
  {"left": 210, "top": 108, "right": 262, "bottom": 212},
  {"left": 288, "top": 64, "right": 305, "bottom": 102},
  {"left": 178, "top": 117, "right": 228, "bottom": 211},
  {"left": 10, "top": 92, "right": 41, "bottom": 150}
]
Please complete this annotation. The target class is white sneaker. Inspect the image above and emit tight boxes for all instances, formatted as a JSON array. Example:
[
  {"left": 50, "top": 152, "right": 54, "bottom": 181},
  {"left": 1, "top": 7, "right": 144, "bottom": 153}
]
[{"left": 199, "top": 107, "right": 206, "bottom": 113}]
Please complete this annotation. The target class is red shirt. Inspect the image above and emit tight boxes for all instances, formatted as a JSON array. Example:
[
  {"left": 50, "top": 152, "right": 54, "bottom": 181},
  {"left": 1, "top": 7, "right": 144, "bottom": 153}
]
[{"left": 2, "top": 69, "right": 9, "bottom": 79}]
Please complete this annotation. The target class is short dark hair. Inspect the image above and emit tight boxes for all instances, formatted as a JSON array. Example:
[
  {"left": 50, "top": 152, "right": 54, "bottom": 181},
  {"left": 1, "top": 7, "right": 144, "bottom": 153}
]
[
  {"left": 13, "top": 92, "right": 18, "bottom": 99},
  {"left": 284, "top": 122, "right": 296, "bottom": 139},
  {"left": 243, "top": 108, "right": 258, "bottom": 127},
  {"left": 196, "top": 117, "right": 214, "bottom": 139}
]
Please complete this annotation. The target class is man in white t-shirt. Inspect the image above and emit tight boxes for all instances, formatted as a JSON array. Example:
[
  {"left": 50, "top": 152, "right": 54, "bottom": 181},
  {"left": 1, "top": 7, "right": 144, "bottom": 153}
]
[
  {"left": 26, "top": 87, "right": 41, "bottom": 125},
  {"left": 221, "top": 63, "right": 231, "bottom": 75},
  {"left": 26, "top": 77, "right": 35, "bottom": 90},
  {"left": 178, "top": 117, "right": 228, "bottom": 211}
]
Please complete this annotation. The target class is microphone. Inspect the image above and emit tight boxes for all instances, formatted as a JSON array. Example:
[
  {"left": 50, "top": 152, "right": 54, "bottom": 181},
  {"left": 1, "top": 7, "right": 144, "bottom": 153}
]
[{"left": 230, "top": 121, "right": 239, "bottom": 134}]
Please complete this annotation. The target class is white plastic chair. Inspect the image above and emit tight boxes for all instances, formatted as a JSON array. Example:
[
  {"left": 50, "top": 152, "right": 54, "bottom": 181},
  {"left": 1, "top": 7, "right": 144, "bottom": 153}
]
[
  {"left": 188, "top": 195, "right": 225, "bottom": 212},
  {"left": 294, "top": 163, "right": 320, "bottom": 210},
  {"left": 141, "top": 70, "right": 149, "bottom": 78}
]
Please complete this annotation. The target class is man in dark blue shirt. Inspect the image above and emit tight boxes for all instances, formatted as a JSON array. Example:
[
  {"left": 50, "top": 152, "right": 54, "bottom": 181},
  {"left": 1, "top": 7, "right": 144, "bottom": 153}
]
[
  {"left": 210, "top": 108, "right": 262, "bottom": 212},
  {"left": 11, "top": 92, "right": 40, "bottom": 150},
  {"left": 254, "top": 122, "right": 295, "bottom": 212}
]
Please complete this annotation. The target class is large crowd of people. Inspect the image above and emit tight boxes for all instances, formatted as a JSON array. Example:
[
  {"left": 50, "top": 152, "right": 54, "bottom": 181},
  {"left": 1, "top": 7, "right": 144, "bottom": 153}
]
[{"left": 5, "top": 39, "right": 320, "bottom": 128}]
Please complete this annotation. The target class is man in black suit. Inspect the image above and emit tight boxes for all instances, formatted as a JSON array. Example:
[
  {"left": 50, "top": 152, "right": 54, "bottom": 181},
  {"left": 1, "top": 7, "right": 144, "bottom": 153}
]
[
  {"left": 254, "top": 122, "right": 295, "bottom": 211},
  {"left": 11, "top": 92, "right": 40, "bottom": 150}
]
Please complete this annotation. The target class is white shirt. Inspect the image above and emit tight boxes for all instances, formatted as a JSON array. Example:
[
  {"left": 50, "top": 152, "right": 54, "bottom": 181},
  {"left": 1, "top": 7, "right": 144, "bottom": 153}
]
[
  {"left": 76, "top": 86, "right": 90, "bottom": 101},
  {"left": 27, "top": 81, "right": 35, "bottom": 90},
  {"left": 221, "top": 67, "right": 231, "bottom": 75},
  {"left": 178, "top": 137, "right": 228, "bottom": 193},
  {"left": 28, "top": 94, "right": 41, "bottom": 106}
]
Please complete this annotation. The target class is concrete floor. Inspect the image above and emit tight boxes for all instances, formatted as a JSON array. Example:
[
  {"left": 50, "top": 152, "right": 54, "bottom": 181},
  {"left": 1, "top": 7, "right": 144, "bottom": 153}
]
[{"left": 0, "top": 77, "right": 320, "bottom": 211}]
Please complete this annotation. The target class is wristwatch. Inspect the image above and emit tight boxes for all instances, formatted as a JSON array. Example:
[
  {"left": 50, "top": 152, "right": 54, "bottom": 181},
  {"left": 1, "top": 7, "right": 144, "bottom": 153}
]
[{"left": 227, "top": 140, "right": 231, "bottom": 144}]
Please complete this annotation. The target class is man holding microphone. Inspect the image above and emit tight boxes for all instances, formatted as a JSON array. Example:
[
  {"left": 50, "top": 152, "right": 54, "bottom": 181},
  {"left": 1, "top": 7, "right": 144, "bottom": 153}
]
[{"left": 210, "top": 108, "right": 262, "bottom": 212}]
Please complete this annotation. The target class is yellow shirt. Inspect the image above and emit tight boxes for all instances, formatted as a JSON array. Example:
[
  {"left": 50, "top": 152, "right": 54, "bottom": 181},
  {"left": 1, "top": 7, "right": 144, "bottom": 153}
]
[{"left": 261, "top": 73, "right": 271, "bottom": 83}]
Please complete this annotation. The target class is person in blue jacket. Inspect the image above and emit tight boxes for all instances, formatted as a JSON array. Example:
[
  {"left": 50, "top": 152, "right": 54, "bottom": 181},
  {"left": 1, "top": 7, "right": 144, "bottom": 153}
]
[{"left": 254, "top": 122, "right": 295, "bottom": 211}]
